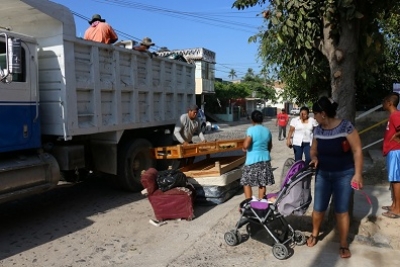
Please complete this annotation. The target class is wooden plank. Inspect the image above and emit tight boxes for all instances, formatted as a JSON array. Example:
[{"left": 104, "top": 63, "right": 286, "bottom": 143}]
[
  {"left": 179, "top": 156, "right": 245, "bottom": 178},
  {"left": 150, "top": 138, "right": 244, "bottom": 159}
]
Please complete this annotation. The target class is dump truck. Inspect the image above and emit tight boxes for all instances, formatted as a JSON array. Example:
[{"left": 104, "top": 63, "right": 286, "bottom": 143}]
[{"left": 0, "top": 0, "right": 196, "bottom": 203}]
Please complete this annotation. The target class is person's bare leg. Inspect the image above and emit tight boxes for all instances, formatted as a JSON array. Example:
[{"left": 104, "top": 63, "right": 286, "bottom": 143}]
[
  {"left": 244, "top": 185, "right": 252, "bottom": 199},
  {"left": 391, "top": 182, "right": 400, "bottom": 214},
  {"left": 307, "top": 211, "right": 325, "bottom": 247},
  {"left": 258, "top": 186, "right": 266, "bottom": 200},
  {"left": 336, "top": 212, "right": 351, "bottom": 258}
]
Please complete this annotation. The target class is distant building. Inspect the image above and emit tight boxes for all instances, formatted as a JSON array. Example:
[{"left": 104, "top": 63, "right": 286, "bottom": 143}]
[
  {"left": 157, "top": 47, "right": 216, "bottom": 96},
  {"left": 265, "top": 81, "right": 286, "bottom": 110}
]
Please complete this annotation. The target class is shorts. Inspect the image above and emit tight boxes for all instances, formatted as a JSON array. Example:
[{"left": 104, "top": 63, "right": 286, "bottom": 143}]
[
  {"left": 240, "top": 161, "right": 275, "bottom": 187},
  {"left": 386, "top": 150, "right": 400, "bottom": 182},
  {"left": 313, "top": 168, "right": 354, "bottom": 213}
]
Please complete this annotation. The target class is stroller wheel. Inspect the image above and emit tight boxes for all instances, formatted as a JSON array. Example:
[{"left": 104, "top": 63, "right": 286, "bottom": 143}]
[
  {"left": 294, "top": 230, "right": 306, "bottom": 246},
  {"left": 272, "top": 243, "right": 289, "bottom": 260},
  {"left": 224, "top": 230, "right": 241, "bottom": 246}
]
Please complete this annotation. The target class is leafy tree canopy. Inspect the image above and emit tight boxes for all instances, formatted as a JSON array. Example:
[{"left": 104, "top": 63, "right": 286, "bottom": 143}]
[{"left": 232, "top": 0, "right": 400, "bottom": 119}]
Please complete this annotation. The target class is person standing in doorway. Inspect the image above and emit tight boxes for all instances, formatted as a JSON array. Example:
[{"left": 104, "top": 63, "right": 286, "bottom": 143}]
[
  {"left": 276, "top": 108, "right": 289, "bottom": 141},
  {"left": 381, "top": 92, "right": 400, "bottom": 218}
]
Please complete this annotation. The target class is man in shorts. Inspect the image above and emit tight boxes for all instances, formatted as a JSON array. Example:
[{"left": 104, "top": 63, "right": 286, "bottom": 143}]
[{"left": 382, "top": 92, "right": 400, "bottom": 218}]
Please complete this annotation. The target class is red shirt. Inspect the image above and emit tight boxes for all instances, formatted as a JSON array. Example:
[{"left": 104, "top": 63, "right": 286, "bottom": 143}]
[
  {"left": 277, "top": 113, "right": 289, "bottom": 126},
  {"left": 383, "top": 110, "right": 400, "bottom": 156},
  {"left": 84, "top": 22, "right": 118, "bottom": 44}
]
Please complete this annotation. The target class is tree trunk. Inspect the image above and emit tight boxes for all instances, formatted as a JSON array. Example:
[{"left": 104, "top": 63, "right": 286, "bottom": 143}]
[
  {"left": 330, "top": 18, "right": 359, "bottom": 124},
  {"left": 321, "top": 16, "right": 359, "bottom": 225}
]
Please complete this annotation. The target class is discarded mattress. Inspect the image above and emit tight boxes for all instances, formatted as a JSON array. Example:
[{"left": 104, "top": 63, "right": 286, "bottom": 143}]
[{"left": 194, "top": 180, "right": 242, "bottom": 205}]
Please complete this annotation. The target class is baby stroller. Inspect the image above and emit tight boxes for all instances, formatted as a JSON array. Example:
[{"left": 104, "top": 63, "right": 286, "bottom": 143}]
[{"left": 224, "top": 159, "right": 314, "bottom": 260}]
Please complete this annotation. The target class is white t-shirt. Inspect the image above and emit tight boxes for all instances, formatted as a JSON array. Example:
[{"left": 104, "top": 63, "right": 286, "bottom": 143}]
[{"left": 289, "top": 117, "right": 318, "bottom": 146}]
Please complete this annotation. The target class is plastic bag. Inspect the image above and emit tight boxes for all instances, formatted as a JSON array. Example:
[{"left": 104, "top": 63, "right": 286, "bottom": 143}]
[{"left": 156, "top": 169, "right": 188, "bottom": 192}]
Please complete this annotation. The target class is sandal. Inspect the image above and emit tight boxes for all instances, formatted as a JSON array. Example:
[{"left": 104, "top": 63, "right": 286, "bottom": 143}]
[
  {"left": 339, "top": 247, "right": 351, "bottom": 258},
  {"left": 382, "top": 206, "right": 392, "bottom": 211},
  {"left": 306, "top": 235, "right": 317, "bottom": 247}
]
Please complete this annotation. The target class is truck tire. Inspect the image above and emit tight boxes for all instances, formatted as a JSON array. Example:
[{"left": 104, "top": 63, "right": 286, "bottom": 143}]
[{"left": 118, "top": 139, "right": 155, "bottom": 191}]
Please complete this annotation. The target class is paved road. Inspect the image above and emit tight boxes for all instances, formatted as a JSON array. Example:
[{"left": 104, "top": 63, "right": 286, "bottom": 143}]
[{"left": 0, "top": 116, "right": 398, "bottom": 267}]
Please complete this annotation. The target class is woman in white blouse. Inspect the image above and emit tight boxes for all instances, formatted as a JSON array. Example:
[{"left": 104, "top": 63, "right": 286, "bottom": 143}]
[{"left": 286, "top": 106, "right": 318, "bottom": 165}]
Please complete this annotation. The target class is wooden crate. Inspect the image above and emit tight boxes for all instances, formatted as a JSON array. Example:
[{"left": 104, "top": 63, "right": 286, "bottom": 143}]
[
  {"left": 179, "top": 155, "right": 245, "bottom": 178},
  {"left": 150, "top": 138, "right": 245, "bottom": 159}
]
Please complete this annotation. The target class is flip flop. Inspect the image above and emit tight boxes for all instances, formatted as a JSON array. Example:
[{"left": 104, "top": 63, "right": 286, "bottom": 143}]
[
  {"left": 339, "top": 247, "right": 351, "bottom": 258},
  {"left": 382, "top": 206, "right": 392, "bottom": 211},
  {"left": 382, "top": 211, "right": 400, "bottom": 219}
]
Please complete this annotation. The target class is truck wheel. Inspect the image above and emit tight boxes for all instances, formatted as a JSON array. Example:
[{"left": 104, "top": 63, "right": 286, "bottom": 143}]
[{"left": 118, "top": 139, "right": 155, "bottom": 191}]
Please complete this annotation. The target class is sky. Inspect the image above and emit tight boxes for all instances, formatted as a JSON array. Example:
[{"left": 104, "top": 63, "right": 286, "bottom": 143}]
[{"left": 51, "top": 0, "right": 265, "bottom": 81}]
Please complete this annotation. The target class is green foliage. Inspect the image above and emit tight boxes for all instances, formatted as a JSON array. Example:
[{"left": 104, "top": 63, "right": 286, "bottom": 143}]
[
  {"left": 204, "top": 78, "right": 276, "bottom": 113},
  {"left": 228, "top": 69, "right": 237, "bottom": 80},
  {"left": 233, "top": 0, "right": 400, "bottom": 108}
]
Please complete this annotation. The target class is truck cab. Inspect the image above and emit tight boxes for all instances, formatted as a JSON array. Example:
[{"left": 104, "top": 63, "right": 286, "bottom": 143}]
[{"left": 0, "top": 0, "right": 196, "bottom": 204}]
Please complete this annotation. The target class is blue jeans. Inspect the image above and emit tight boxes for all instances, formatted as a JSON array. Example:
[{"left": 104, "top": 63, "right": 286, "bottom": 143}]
[
  {"left": 293, "top": 142, "right": 311, "bottom": 165},
  {"left": 313, "top": 168, "right": 354, "bottom": 213}
]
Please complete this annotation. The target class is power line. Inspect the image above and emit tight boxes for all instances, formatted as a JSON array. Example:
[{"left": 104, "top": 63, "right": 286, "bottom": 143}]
[
  {"left": 69, "top": 1, "right": 264, "bottom": 75},
  {"left": 92, "top": 0, "right": 261, "bottom": 33}
]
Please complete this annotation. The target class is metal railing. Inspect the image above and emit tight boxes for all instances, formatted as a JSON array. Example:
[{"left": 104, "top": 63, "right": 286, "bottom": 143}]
[{"left": 356, "top": 104, "right": 386, "bottom": 150}]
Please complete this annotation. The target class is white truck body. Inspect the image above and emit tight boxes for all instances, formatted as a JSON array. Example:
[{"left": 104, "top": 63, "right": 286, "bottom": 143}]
[{"left": 0, "top": 0, "right": 196, "bottom": 202}]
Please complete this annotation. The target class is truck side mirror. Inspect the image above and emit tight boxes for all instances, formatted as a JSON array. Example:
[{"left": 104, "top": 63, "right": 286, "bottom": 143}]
[
  {"left": 9, "top": 37, "right": 22, "bottom": 74},
  {"left": 0, "top": 34, "right": 22, "bottom": 82}
]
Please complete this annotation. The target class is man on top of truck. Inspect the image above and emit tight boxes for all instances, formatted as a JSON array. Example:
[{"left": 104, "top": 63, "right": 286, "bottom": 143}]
[
  {"left": 84, "top": 14, "right": 118, "bottom": 44},
  {"left": 133, "top": 37, "right": 155, "bottom": 52}
]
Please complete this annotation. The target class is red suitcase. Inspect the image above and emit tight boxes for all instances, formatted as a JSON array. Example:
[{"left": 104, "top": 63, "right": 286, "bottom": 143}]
[{"left": 141, "top": 168, "right": 195, "bottom": 221}]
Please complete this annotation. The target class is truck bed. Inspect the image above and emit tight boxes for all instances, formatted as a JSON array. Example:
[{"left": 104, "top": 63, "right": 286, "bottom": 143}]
[
  {"left": 39, "top": 40, "right": 195, "bottom": 138},
  {"left": 0, "top": 0, "right": 196, "bottom": 139}
]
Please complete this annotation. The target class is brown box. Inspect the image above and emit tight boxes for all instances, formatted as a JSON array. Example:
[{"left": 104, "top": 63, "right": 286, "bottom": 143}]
[{"left": 150, "top": 138, "right": 245, "bottom": 159}]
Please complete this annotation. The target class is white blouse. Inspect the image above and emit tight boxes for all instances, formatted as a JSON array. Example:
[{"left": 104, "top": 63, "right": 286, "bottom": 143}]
[{"left": 289, "top": 117, "right": 318, "bottom": 146}]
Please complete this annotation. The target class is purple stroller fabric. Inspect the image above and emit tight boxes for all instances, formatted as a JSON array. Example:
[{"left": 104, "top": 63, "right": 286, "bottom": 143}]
[
  {"left": 266, "top": 160, "right": 306, "bottom": 200},
  {"left": 250, "top": 201, "right": 269, "bottom": 210},
  {"left": 266, "top": 160, "right": 313, "bottom": 216}
]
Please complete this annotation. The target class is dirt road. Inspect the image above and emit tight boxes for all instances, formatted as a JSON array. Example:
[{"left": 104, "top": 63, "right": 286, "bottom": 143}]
[
  {"left": 0, "top": 117, "right": 398, "bottom": 267},
  {"left": 0, "top": 119, "right": 258, "bottom": 267}
]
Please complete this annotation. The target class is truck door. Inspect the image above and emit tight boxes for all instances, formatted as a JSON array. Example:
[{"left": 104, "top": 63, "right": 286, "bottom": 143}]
[{"left": 0, "top": 39, "right": 41, "bottom": 153}]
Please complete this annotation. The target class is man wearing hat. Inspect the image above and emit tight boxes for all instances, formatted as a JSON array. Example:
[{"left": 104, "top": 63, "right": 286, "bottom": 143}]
[
  {"left": 133, "top": 37, "right": 155, "bottom": 52},
  {"left": 84, "top": 14, "right": 118, "bottom": 44}
]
